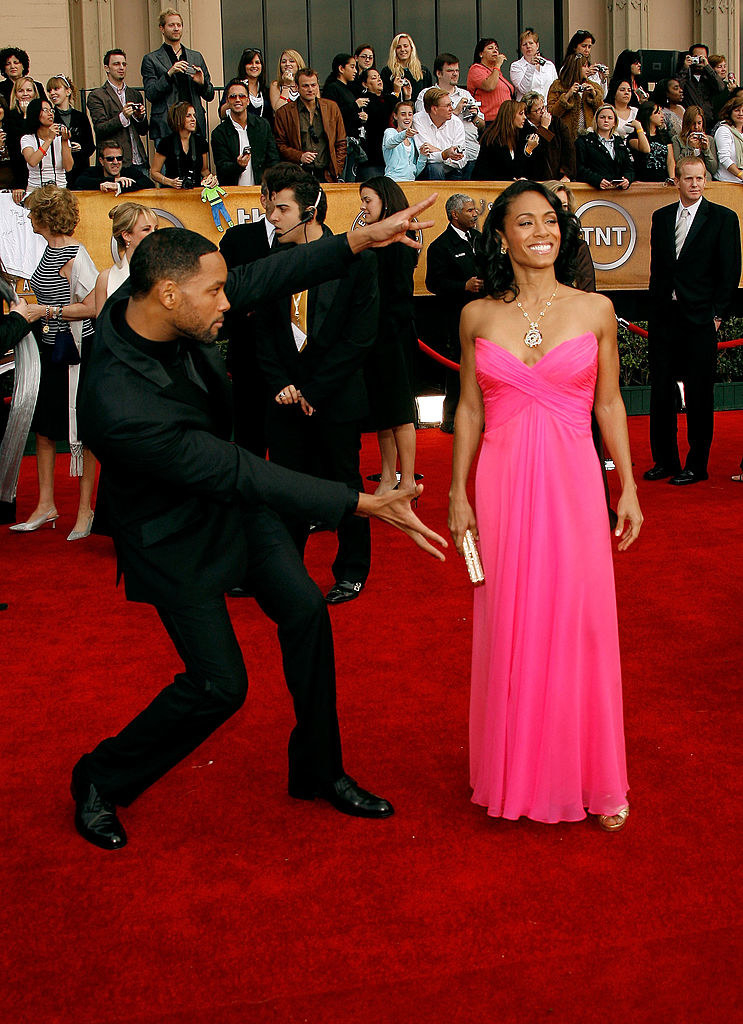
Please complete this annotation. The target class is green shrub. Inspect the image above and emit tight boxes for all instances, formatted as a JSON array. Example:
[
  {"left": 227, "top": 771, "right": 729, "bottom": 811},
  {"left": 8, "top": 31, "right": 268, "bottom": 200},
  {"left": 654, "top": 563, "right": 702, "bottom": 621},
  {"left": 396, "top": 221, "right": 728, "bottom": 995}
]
[{"left": 617, "top": 317, "right": 743, "bottom": 386}]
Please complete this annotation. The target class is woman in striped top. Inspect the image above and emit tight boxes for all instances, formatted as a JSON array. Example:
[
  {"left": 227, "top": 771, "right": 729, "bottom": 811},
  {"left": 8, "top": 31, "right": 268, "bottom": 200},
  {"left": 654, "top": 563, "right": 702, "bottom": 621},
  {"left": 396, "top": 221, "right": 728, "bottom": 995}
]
[{"left": 9, "top": 185, "right": 97, "bottom": 539}]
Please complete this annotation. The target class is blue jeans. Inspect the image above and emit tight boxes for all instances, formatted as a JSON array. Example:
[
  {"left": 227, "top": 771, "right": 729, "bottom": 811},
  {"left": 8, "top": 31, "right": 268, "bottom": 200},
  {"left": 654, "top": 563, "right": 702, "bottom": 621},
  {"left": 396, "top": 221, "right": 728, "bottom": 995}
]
[{"left": 425, "top": 163, "right": 464, "bottom": 181}]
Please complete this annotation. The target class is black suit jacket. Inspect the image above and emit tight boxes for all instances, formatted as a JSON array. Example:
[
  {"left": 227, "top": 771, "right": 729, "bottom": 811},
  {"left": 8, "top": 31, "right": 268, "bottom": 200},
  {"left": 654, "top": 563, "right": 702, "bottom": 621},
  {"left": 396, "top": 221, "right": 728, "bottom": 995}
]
[
  {"left": 648, "top": 196, "right": 741, "bottom": 328},
  {"left": 74, "top": 164, "right": 155, "bottom": 192},
  {"left": 85, "top": 82, "right": 149, "bottom": 165},
  {"left": 255, "top": 228, "right": 378, "bottom": 421},
  {"left": 575, "top": 131, "right": 634, "bottom": 188},
  {"left": 141, "top": 44, "right": 214, "bottom": 141},
  {"left": 219, "top": 217, "right": 272, "bottom": 373},
  {"left": 77, "top": 235, "right": 360, "bottom": 609},
  {"left": 425, "top": 224, "right": 483, "bottom": 345},
  {"left": 210, "top": 115, "right": 279, "bottom": 186}
]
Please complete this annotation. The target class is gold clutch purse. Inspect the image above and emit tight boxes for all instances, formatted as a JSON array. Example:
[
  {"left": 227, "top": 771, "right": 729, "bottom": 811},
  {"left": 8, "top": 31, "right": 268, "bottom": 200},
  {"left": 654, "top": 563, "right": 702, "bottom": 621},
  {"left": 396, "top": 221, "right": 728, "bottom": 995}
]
[{"left": 463, "top": 529, "right": 485, "bottom": 585}]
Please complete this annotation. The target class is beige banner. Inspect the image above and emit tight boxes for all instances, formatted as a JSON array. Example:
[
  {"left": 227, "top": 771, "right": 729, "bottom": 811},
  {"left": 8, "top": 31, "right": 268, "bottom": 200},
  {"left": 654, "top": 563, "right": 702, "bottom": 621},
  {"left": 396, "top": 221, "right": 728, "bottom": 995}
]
[{"left": 59, "top": 181, "right": 743, "bottom": 295}]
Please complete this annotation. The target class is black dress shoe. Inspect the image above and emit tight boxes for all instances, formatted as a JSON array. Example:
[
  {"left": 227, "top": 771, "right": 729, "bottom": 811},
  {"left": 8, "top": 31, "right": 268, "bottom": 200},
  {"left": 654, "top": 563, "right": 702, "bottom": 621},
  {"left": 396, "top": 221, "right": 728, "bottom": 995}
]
[
  {"left": 325, "top": 580, "right": 363, "bottom": 604},
  {"left": 290, "top": 774, "right": 394, "bottom": 818},
  {"left": 643, "top": 465, "right": 679, "bottom": 481},
  {"left": 71, "top": 762, "right": 127, "bottom": 850},
  {"left": 669, "top": 469, "right": 708, "bottom": 485}
]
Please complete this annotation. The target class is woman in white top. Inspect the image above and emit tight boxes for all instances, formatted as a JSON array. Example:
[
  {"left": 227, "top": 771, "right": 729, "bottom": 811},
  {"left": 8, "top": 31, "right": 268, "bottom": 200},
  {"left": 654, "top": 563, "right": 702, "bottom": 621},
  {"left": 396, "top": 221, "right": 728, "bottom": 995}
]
[
  {"left": 510, "top": 28, "right": 557, "bottom": 101},
  {"left": 713, "top": 96, "right": 743, "bottom": 182},
  {"left": 606, "top": 80, "right": 638, "bottom": 138},
  {"left": 21, "top": 97, "right": 72, "bottom": 191},
  {"left": 94, "top": 202, "right": 158, "bottom": 315}
]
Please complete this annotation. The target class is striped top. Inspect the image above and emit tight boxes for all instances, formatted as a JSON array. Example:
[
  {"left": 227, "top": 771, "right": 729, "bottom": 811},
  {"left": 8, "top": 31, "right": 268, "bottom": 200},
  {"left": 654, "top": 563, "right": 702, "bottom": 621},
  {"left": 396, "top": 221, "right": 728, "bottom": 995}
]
[{"left": 30, "top": 245, "right": 94, "bottom": 344}]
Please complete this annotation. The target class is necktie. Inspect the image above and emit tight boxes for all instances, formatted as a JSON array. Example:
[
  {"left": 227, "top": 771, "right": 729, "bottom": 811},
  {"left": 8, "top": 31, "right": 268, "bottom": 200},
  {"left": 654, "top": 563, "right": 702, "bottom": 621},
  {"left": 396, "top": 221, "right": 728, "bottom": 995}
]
[
  {"left": 291, "top": 291, "right": 308, "bottom": 351},
  {"left": 675, "top": 208, "right": 690, "bottom": 258}
]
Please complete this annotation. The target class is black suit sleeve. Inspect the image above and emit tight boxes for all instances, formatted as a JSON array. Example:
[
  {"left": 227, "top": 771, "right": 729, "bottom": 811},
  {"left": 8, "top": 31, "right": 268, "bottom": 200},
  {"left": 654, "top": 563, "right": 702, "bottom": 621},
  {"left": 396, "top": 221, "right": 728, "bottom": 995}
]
[
  {"left": 226, "top": 235, "right": 353, "bottom": 312},
  {"left": 426, "top": 238, "right": 471, "bottom": 301},
  {"left": 713, "top": 208, "right": 741, "bottom": 320}
]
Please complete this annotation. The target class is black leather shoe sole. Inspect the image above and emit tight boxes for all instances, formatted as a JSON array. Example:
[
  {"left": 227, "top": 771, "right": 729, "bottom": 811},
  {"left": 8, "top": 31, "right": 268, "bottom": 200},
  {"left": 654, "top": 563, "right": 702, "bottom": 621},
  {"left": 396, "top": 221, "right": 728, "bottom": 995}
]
[
  {"left": 643, "top": 466, "right": 679, "bottom": 481},
  {"left": 71, "top": 763, "right": 127, "bottom": 851}
]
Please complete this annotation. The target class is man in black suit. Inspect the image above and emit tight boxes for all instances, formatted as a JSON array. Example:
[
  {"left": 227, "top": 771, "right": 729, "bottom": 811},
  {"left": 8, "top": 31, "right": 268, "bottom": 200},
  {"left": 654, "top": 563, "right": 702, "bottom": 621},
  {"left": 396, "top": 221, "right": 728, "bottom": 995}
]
[
  {"left": 71, "top": 212, "right": 445, "bottom": 850},
  {"left": 645, "top": 155, "right": 741, "bottom": 485},
  {"left": 255, "top": 168, "right": 377, "bottom": 604},
  {"left": 425, "top": 194, "right": 484, "bottom": 432},
  {"left": 141, "top": 7, "right": 214, "bottom": 142},
  {"left": 677, "top": 45, "right": 727, "bottom": 127},
  {"left": 85, "top": 49, "right": 149, "bottom": 168},
  {"left": 219, "top": 170, "right": 280, "bottom": 457},
  {"left": 211, "top": 79, "right": 279, "bottom": 187}
]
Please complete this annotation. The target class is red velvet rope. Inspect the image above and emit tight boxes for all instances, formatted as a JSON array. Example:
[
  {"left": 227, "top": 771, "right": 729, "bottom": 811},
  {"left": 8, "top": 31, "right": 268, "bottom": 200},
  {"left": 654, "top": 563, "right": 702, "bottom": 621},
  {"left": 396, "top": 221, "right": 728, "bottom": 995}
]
[{"left": 418, "top": 321, "right": 743, "bottom": 372}]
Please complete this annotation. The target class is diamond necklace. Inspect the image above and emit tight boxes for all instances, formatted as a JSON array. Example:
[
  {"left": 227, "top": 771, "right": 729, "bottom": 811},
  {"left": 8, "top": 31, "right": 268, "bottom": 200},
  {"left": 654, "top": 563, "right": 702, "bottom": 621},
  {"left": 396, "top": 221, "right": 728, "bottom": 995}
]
[{"left": 515, "top": 285, "right": 558, "bottom": 348}]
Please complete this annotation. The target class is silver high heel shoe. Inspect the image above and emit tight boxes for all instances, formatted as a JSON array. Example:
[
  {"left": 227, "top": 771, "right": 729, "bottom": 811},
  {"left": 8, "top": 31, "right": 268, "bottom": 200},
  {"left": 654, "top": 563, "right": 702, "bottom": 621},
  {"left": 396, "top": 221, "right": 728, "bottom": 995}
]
[
  {"left": 9, "top": 508, "right": 59, "bottom": 532},
  {"left": 67, "top": 512, "right": 94, "bottom": 542}
]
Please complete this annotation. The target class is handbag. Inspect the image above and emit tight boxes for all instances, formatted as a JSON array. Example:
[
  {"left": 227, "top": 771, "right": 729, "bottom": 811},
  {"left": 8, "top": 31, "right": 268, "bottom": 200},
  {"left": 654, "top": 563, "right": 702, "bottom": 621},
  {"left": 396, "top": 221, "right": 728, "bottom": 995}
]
[{"left": 50, "top": 324, "right": 81, "bottom": 366}]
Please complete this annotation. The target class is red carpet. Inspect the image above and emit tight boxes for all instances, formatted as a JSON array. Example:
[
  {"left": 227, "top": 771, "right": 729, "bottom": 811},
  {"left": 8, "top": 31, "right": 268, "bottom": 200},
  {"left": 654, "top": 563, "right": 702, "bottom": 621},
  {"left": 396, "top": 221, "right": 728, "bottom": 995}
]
[{"left": 3, "top": 416, "right": 742, "bottom": 1023}]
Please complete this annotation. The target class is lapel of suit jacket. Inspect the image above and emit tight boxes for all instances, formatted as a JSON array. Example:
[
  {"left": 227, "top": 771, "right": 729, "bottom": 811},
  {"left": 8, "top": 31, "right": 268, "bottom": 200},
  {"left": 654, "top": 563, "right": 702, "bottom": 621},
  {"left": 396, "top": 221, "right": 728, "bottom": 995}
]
[
  {"left": 677, "top": 196, "right": 708, "bottom": 258},
  {"left": 309, "top": 275, "right": 342, "bottom": 340}
]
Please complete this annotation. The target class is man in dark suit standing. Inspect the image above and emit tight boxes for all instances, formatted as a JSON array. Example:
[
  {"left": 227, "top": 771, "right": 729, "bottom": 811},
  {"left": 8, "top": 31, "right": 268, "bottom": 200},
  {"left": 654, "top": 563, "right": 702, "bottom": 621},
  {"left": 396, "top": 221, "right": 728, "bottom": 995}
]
[
  {"left": 425, "top": 194, "right": 483, "bottom": 432},
  {"left": 71, "top": 210, "right": 445, "bottom": 851},
  {"left": 85, "top": 49, "right": 149, "bottom": 168},
  {"left": 645, "top": 155, "right": 741, "bottom": 485},
  {"left": 210, "top": 79, "right": 279, "bottom": 187},
  {"left": 219, "top": 171, "right": 279, "bottom": 457},
  {"left": 141, "top": 7, "right": 214, "bottom": 142},
  {"left": 255, "top": 168, "right": 377, "bottom": 604}
]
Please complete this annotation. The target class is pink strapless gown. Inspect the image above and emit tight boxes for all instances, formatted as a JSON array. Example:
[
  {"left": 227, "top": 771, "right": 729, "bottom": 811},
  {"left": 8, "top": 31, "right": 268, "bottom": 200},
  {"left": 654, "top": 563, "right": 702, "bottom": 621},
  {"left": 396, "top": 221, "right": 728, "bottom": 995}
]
[{"left": 471, "top": 332, "right": 628, "bottom": 823}]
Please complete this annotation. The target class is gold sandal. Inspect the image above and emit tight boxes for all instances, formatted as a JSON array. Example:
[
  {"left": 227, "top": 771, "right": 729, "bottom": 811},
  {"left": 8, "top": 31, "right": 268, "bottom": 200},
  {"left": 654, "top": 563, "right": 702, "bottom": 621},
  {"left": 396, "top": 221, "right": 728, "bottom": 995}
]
[
  {"left": 732, "top": 474, "right": 743, "bottom": 482},
  {"left": 598, "top": 806, "right": 629, "bottom": 832}
]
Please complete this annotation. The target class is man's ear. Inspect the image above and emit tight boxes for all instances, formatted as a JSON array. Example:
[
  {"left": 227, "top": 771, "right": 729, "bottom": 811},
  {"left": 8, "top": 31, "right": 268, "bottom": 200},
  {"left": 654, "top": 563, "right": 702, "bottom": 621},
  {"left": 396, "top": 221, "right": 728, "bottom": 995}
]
[{"left": 156, "top": 279, "right": 179, "bottom": 311}]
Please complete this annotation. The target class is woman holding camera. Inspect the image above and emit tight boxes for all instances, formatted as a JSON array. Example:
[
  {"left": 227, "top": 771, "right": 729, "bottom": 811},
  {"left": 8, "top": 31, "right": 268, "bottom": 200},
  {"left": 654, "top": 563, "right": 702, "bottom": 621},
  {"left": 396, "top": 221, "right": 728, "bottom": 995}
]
[
  {"left": 629, "top": 101, "right": 674, "bottom": 182},
  {"left": 150, "top": 102, "right": 210, "bottom": 189},
  {"left": 381, "top": 33, "right": 432, "bottom": 103},
  {"left": 547, "top": 56, "right": 603, "bottom": 141},
  {"left": 672, "top": 106, "right": 717, "bottom": 178},
  {"left": 21, "top": 97, "right": 73, "bottom": 191},
  {"left": 575, "top": 104, "right": 634, "bottom": 189},
  {"left": 46, "top": 74, "right": 95, "bottom": 187},
  {"left": 269, "top": 50, "right": 304, "bottom": 113},
  {"left": 473, "top": 99, "right": 540, "bottom": 180}
]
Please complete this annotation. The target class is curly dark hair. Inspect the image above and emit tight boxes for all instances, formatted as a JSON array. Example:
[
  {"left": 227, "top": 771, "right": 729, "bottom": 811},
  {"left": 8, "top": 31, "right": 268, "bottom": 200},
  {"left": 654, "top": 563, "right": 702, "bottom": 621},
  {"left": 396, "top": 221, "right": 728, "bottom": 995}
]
[
  {"left": 0, "top": 47, "right": 30, "bottom": 78},
  {"left": 481, "top": 180, "right": 580, "bottom": 301}
]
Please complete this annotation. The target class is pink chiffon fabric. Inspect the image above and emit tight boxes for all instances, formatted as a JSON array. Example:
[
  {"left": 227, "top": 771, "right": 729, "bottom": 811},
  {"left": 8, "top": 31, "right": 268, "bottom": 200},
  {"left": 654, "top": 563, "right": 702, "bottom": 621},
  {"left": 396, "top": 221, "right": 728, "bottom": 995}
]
[{"left": 470, "top": 332, "right": 628, "bottom": 823}]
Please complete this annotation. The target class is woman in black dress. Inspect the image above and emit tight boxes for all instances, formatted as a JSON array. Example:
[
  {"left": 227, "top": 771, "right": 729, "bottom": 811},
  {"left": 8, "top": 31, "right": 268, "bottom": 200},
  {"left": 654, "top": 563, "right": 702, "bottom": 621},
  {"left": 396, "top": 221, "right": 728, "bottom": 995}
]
[
  {"left": 150, "top": 101, "right": 210, "bottom": 189},
  {"left": 358, "top": 176, "right": 418, "bottom": 496}
]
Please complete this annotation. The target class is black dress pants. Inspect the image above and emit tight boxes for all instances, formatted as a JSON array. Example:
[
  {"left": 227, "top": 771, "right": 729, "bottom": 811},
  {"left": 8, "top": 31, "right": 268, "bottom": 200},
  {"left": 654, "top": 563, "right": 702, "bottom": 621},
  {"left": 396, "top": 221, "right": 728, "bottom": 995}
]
[
  {"left": 649, "top": 308, "right": 717, "bottom": 475},
  {"left": 81, "top": 508, "right": 343, "bottom": 805},
  {"left": 266, "top": 405, "right": 371, "bottom": 585}
]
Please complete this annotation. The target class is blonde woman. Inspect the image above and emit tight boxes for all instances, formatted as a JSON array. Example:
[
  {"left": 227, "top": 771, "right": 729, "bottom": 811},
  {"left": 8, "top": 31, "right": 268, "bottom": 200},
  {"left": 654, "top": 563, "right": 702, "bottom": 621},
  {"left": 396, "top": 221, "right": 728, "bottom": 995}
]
[
  {"left": 380, "top": 33, "right": 432, "bottom": 102},
  {"left": 269, "top": 49, "right": 305, "bottom": 112},
  {"left": 94, "top": 202, "right": 158, "bottom": 315}
]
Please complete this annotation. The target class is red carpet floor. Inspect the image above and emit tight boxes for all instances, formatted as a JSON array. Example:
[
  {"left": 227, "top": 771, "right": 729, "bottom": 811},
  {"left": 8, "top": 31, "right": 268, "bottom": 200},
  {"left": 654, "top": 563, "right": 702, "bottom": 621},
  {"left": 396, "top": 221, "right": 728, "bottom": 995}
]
[{"left": 3, "top": 415, "right": 742, "bottom": 1023}]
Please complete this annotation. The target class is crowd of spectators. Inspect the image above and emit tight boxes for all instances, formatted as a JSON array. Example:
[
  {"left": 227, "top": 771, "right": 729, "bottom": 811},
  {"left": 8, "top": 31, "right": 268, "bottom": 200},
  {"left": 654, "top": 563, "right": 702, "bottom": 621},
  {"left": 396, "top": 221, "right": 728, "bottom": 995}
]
[{"left": 1, "top": 20, "right": 741, "bottom": 195}]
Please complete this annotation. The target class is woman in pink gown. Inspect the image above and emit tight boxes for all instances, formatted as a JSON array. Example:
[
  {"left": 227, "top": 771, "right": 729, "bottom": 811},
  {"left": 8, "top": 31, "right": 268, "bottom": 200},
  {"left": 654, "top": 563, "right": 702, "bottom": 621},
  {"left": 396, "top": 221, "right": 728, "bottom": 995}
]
[{"left": 448, "top": 181, "right": 643, "bottom": 830}]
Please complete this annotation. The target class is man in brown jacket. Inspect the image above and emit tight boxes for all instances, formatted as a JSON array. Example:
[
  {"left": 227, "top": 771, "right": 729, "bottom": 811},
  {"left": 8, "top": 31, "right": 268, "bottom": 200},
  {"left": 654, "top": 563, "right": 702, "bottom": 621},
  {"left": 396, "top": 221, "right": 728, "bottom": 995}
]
[{"left": 273, "top": 68, "right": 346, "bottom": 181}]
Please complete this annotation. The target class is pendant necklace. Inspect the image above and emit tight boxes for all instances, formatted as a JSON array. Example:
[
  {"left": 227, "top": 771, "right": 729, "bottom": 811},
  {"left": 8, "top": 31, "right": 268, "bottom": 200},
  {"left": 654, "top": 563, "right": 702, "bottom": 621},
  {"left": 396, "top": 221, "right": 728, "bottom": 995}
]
[{"left": 516, "top": 285, "right": 558, "bottom": 348}]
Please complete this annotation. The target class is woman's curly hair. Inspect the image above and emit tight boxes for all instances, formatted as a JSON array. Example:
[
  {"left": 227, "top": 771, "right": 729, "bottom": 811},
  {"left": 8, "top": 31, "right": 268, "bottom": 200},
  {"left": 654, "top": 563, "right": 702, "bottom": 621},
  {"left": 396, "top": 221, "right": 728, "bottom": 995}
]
[{"left": 481, "top": 180, "right": 581, "bottom": 300}]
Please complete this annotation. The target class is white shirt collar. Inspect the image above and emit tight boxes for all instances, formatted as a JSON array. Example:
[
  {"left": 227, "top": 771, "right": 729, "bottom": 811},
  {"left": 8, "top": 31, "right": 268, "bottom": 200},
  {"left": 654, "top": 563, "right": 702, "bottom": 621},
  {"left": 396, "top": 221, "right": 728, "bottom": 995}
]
[
  {"left": 450, "top": 224, "right": 469, "bottom": 243},
  {"left": 677, "top": 196, "right": 703, "bottom": 225}
]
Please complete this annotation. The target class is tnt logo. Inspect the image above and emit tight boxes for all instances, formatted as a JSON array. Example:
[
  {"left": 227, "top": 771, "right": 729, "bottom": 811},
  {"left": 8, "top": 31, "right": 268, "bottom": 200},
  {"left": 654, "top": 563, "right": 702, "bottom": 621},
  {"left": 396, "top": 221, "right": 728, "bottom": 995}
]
[{"left": 574, "top": 199, "right": 637, "bottom": 271}]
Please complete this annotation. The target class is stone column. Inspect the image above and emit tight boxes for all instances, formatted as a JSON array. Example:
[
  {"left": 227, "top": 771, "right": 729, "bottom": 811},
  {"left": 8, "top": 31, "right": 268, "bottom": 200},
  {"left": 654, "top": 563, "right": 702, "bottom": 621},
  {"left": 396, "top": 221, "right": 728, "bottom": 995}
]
[
  {"left": 606, "top": 0, "right": 650, "bottom": 58},
  {"left": 68, "top": 0, "right": 116, "bottom": 90},
  {"left": 695, "top": 0, "right": 739, "bottom": 72}
]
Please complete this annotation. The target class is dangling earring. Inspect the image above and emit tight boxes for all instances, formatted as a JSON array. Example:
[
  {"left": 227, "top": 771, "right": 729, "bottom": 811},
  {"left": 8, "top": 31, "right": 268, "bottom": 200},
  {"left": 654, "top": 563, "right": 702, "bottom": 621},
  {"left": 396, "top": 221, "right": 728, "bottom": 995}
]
[
  {"left": 125, "top": 240, "right": 130, "bottom": 249},
  {"left": 500, "top": 241, "right": 507, "bottom": 255}
]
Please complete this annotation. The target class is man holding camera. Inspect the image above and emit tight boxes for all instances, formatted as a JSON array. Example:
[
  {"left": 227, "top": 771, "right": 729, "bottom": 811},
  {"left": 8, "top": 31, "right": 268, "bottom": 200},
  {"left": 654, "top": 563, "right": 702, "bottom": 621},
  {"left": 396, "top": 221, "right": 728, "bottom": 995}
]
[
  {"left": 413, "top": 88, "right": 468, "bottom": 180},
  {"left": 86, "top": 49, "right": 150, "bottom": 168},
  {"left": 414, "top": 54, "right": 484, "bottom": 179},
  {"left": 141, "top": 7, "right": 214, "bottom": 143},
  {"left": 211, "top": 79, "right": 279, "bottom": 187},
  {"left": 678, "top": 44, "right": 727, "bottom": 127}
]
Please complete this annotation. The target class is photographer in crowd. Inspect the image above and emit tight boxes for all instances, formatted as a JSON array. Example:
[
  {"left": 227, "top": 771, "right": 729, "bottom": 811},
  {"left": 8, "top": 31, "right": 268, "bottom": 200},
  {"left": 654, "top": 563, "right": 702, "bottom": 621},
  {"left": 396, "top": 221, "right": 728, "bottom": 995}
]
[
  {"left": 547, "top": 54, "right": 603, "bottom": 142},
  {"left": 141, "top": 7, "right": 214, "bottom": 143},
  {"left": 678, "top": 44, "right": 727, "bottom": 127},
  {"left": 413, "top": 87, "right": 467, "bottom": 180},
  {"left": 75, "top": 141, "right": 154, "bottom": 193},
  {"left": 150, "top": 102, "right": 211, "bottom": 189},
  {"left": 211, "top": 78, "right": 279, "bottom": 186},
  {"left": 47, "top": 75, "right": 94, "bottom": 187},
  {"left": 415, "top": 53, "right": 484, "bottom": 178},
  {"left": 85, "top": 49, "right": 149, "bottom": 169},
  {"left": 510, "top": 28, "right": 557, "bottom": 101},
  {"left": 21, "top": 97, "right": 73, "bottom": 191}
]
